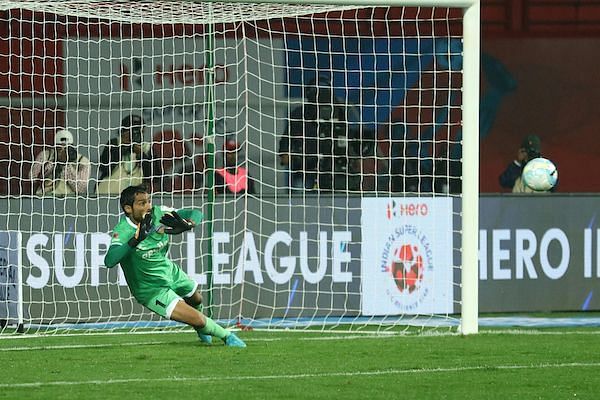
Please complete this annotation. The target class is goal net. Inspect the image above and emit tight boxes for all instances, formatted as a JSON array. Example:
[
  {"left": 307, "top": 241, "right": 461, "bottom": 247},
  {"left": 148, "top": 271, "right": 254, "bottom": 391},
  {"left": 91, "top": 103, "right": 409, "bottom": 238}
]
[{"left": 0, "top": 0, "right": 479, "bottom": 335}]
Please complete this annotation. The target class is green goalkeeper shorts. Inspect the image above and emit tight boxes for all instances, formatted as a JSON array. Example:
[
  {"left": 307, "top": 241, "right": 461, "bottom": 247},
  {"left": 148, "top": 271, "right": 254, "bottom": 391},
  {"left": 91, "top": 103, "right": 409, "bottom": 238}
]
[{"left": 139, "top": 268, "right": 199, "bottom": 319}]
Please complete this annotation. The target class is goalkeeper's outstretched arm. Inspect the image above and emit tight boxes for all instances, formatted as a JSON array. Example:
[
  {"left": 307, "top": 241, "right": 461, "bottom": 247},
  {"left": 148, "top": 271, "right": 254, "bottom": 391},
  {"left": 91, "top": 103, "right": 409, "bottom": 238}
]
[
  {"left": 160, "top": 208, "right": 203, "bottom": 235},
  {"left": 175, "top": 208, "right": 203, "bottom": 226}
]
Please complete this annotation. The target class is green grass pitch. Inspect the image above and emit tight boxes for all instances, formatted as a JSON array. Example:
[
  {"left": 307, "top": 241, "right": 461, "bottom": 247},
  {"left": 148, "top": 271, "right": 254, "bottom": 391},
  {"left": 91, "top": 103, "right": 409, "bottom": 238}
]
[{"left": 1, "top": 328, "right": 600, "bottom": 399}]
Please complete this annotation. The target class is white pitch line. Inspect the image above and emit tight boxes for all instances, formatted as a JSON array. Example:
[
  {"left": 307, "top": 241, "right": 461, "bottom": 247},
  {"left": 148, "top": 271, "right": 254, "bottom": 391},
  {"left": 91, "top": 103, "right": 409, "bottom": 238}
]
[
  {"left": 299, "top": 334, "right": 405, "bottom": 341},
  {"left": 3, "top": 328, "right": 600, "bottom": 343},
  {"left": 480, "top": 329, "right": 600, "bottom": 335},
  {"left": 0, "top": 335, "right": 385, "bottom": 352},
  {"left": 6, "top": 329, "right": 600, "bottom": 352},
  {"left": 0, "top": 341, "right": 172, "bottom": 352},
  {"left": 2, "top": 362, "right": 600, "bottom": 389},
  {"left": 0, "top": 328, "right": 396, "bottom": 341}
]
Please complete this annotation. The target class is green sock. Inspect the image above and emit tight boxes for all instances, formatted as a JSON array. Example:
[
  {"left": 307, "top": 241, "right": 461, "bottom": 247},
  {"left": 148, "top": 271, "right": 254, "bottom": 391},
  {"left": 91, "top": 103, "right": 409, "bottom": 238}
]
[
  {"left": 192, "top": 304, "right": 205, "bottom": 334},
  {"left": 199, "top": 316, "right": 229, "bottom": 340}
]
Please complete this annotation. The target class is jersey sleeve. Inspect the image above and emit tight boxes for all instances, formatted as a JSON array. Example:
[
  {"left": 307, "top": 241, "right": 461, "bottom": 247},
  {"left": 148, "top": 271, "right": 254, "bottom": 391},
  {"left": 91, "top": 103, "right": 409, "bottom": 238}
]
[
  {"left": 105, "top": 221, "right": 136, "bottom": 268},
  {"left": 110, "top": 223, "right": 133, "bottom": 246},
  {"left": 176, "top": 208, "right": 203, "bottom": 225},
  {"left": 153, "top": 205, "right": 203, "bottom": 228}
]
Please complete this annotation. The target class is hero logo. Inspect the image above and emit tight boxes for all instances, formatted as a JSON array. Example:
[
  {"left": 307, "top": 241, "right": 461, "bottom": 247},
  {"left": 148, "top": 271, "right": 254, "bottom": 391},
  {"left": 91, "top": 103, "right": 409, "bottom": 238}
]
[
  {"left": 380, "top": 224, "right": 433, "bottom": 312},
  {"left": 386, "top": 201, "right": 428, "bottom": 220}
]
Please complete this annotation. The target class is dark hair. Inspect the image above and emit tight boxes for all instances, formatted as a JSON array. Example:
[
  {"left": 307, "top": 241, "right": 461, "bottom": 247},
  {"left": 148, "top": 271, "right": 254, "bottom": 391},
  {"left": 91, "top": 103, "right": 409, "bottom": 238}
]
[
  {"left": 120, "top": 185, "right": 148, "bottom": 213},
  {"left": 121, "top": 114, "right": 144, "bottom": 129},
  {"left": 121, "top": 114, "right": 145, "bottom": 143}
]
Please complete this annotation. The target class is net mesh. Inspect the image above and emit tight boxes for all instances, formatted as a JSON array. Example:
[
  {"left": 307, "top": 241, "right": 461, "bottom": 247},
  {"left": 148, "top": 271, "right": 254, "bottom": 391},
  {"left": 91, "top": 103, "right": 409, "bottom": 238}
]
[
  {"left": 0, "top": 1, "right": 357, "bottom": 24},
  {"left": 0, "top": 1, "right": 465, "bottom": 335}
]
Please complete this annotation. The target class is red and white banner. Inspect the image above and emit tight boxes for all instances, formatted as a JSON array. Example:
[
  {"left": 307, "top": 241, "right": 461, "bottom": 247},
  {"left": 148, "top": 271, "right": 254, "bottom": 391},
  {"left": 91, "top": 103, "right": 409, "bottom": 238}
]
[{"left": 361, "top": 198, "right": 454, "bottom": 315}]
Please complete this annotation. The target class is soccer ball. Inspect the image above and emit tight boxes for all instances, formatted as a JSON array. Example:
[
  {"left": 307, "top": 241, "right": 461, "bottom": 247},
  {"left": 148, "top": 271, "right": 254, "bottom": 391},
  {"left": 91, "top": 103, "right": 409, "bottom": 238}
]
[{"left": 522, "top": 157, "right": 558, "bottom": 191}]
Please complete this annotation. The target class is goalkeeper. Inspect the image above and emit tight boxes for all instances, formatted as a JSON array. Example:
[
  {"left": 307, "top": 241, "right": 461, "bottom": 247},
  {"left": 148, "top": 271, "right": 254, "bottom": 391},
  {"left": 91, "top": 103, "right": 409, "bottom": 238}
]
[{"left": 104, "top": 184, "right": 246, "bottom": 347}]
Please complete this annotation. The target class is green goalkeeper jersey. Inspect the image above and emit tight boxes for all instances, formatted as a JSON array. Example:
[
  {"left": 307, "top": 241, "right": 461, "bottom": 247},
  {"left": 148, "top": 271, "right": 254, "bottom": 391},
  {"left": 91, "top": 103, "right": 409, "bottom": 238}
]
[{"left": 105, "top": 205, "right": 203, "bottom": 301}]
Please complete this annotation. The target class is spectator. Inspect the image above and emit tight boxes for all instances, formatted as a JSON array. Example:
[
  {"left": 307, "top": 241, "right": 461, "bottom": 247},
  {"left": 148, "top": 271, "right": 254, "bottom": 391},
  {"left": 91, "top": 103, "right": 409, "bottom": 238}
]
[
  {"left": 157, "top": 132, "right": 206, "bottom": 194},
  {"left": 30, "top": 129, "right": 90, "bottom": 196},
  {"left": 97, "top": 114, "right": 160, "bottom": 194},
  {"left": 215, "top": 137, "right": 255, "bottom": 195},
  {"left": 279, "top": 75, "right": 363, "bottom": 192},
  {"left": 499, "top": 134, "right": 552, "bottom": 193}
]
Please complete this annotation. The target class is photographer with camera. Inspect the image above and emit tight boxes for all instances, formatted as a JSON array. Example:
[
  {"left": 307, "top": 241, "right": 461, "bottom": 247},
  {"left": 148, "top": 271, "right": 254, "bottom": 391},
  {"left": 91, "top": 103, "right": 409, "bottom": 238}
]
[
  {"left": 279, "top": 75, "right": 366, "bottom": 192},
  {"left": 30, "top": 129, "right": 90, "bottom": 196},
  {"left": 499, "top": 134, "right": 551, "bottom": 193},
  {"left": 97, "top": 114, "right": 160, "bottom": 194}
]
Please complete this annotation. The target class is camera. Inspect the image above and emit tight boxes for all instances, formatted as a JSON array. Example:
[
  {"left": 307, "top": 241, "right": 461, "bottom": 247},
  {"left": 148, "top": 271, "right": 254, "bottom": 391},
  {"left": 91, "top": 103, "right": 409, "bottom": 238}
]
[
  {"left": 66, "top": 146, "right": 78, "bottom": 162},
  {"left": 318, "top": 120, "right": 348, "bottom": 168},
  {"left": 317, "top": 114, "right": 368, "bottom": 191}
]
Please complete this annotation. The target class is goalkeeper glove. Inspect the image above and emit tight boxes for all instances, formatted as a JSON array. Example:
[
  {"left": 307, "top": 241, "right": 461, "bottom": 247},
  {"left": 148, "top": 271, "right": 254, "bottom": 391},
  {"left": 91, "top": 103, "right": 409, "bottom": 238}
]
[
  {"left": 128, "top": 212, "right": 153, "bottom": 247},
  {"left": 160, "top": 211, "right": 194, "bottom": 235}
]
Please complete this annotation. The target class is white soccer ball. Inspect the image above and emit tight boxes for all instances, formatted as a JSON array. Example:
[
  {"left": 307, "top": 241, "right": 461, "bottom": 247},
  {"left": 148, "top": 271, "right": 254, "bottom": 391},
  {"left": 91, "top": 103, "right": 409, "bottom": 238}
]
[{"left": 522, "top": 157, "right": 558, "bottom": 191}]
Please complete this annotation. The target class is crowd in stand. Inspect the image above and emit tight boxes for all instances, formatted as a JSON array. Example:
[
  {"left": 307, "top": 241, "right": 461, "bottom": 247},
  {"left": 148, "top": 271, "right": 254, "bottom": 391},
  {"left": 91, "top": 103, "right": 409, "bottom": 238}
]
[
  {"left": 26, "top": 113, "right": 257, "bottom": 197},
  {"left": 27, "top": 75, "right": 550, "bottom": 198},
  {"left": 24, "top": 110, "right": 462, "bottom": 197}
]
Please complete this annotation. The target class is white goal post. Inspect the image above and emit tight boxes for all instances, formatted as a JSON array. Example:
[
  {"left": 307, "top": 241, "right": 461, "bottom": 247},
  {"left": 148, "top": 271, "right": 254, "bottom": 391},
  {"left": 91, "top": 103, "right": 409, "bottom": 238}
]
[{"left": 0, "top": 0, "right": 479, "bottom": 335}]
